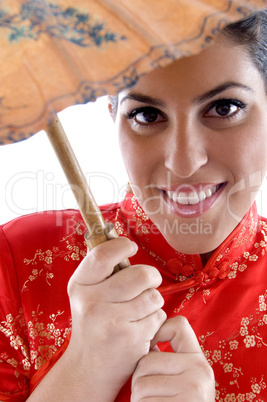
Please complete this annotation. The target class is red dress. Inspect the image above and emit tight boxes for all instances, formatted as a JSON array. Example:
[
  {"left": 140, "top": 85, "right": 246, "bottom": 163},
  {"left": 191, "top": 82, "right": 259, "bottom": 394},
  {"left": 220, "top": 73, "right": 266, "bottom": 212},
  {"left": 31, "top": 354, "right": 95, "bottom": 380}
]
[{"left": 0, "top": 193, "right": 267, "bottom": 401}]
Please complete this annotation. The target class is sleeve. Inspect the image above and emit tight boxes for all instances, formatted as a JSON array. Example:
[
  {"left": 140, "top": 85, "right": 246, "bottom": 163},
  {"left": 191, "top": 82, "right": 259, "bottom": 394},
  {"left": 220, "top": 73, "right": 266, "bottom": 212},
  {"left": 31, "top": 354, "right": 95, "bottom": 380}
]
[{"left": 0, "top": 226, "right": 30, "bottom": 401}]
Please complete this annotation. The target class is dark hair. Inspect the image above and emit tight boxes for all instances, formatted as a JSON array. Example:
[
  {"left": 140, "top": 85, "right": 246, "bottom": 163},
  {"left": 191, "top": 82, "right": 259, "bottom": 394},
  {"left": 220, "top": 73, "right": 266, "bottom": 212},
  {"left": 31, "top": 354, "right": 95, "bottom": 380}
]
[{"left": 222, "top": 9, "right": 267, "bottom": 88}]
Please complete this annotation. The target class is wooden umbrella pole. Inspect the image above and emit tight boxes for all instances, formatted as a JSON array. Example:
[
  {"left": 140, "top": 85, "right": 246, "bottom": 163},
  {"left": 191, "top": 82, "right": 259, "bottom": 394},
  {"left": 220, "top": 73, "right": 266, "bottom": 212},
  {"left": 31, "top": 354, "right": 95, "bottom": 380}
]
[{"left": 45, "top": 115, "right": 130, "bottom": 271}]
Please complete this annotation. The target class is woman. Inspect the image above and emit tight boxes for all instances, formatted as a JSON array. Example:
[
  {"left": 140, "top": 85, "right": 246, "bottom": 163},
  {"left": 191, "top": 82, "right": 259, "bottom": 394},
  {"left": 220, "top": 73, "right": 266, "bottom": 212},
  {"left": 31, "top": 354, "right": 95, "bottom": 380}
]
[{"left": 1, "top": 9, "right": 267, "bottom": 401}]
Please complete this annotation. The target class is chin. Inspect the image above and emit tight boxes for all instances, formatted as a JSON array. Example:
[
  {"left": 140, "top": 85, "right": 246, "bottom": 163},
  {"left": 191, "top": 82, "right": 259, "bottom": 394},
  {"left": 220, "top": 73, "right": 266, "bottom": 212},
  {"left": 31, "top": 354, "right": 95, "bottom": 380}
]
[
  {"left": 156, "top": 215, "right": 238, "bottom": 255},
  {"left": 163, "top": 232, "right": 219, "bottom": 255}
]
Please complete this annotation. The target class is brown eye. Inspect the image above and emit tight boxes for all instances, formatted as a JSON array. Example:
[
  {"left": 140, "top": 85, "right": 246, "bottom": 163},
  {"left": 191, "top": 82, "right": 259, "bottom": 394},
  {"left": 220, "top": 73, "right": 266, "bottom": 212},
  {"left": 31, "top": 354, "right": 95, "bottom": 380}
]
[
  {"left": 204, "top": 99, "right": 246, "bottom": 119},
  {"left": 135, "top": 110, "right": 161, "bottom": 124},
  {"left": 125, "top": 107, "right": 167, "bottom": 125},
  {"left": 215, "top": 104, "right": 236, "bottom": 116}
]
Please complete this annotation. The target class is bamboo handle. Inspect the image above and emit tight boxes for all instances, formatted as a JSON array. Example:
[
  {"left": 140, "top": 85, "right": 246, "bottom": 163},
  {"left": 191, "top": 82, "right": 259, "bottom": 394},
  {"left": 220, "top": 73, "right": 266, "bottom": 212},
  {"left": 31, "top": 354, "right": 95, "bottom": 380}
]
[{"left": 45, "top": 114, "right": 130, "bottom": 271}]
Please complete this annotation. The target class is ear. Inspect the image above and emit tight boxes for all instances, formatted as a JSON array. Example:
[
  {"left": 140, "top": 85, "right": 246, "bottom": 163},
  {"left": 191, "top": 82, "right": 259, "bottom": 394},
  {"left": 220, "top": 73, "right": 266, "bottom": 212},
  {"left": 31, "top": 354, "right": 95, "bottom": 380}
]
[{"left": 107, "top": 95, "right": 117, "bottom": 121}]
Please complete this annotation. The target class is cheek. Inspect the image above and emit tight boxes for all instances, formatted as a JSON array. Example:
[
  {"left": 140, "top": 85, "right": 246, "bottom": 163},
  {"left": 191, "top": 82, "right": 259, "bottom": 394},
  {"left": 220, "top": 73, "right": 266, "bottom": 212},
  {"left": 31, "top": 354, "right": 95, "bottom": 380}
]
[
  {"left": 118, "top": 125, "right": 161, "bottom": 186},
  {"left": 118, "top": 130, "right": 146, "bottom": 187},
  {"left": 226, "top": 128, "right": 267, "bottom": 218}
]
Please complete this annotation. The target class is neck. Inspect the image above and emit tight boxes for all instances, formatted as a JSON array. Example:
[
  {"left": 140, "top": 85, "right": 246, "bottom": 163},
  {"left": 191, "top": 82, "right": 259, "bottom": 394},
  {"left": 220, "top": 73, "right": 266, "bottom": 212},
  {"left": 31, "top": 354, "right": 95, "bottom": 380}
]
[{"left": 200, "top": 250, "right": 214, "bottom": 266}]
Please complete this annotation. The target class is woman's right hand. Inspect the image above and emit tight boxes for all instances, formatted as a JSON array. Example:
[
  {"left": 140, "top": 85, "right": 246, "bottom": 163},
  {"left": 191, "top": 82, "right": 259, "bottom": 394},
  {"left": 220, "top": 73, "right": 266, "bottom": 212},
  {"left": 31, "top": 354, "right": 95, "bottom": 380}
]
[{"left": 66, "top": 236, "right": 166, "bottom": 400}]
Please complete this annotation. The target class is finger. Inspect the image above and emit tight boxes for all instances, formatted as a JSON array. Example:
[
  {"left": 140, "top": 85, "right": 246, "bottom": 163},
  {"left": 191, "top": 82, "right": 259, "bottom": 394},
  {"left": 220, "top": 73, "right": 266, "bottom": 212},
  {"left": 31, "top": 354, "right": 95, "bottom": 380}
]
[
  {"left": 132, "top": 353, "right": 215, "bottom": 401},
  {"left": 151, "top": 316, "right": 201, "bottom": 353},
  {"left": 132, "top": 350, "right": 204, "bottom": 379},
  {"left": 122, "top": 288, "right": 164, "bottom": 321},
  {"left": 131, "top": 309, "right": 167, "bottom": 347},
  {"left": 97, "top": 264, "right": 163, "bottom": 302},
  {"left": 70, "top": 237, "right": 138, "bottom": 285},
  {"left": 132, "top": 373, "right": 212, "bottom": 401}
]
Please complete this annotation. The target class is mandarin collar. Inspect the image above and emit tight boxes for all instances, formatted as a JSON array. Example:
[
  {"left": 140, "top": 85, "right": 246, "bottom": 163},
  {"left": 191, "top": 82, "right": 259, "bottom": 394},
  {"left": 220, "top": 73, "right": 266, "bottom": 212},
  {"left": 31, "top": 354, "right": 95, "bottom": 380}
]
[{"left": 117, "top": 193, "right": 260, "bottom": 289}]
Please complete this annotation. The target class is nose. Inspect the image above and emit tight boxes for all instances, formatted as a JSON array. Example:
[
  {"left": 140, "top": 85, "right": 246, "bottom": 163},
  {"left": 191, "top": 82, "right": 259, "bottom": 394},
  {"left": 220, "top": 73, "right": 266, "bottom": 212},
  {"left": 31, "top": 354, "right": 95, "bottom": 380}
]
[{"left": 164, "top": 120, "right": 208, "bottom": 178}]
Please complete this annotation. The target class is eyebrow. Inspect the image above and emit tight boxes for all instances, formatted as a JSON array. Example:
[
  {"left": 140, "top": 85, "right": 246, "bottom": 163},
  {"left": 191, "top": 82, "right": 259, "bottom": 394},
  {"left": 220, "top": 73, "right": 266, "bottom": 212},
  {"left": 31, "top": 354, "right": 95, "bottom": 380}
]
[
  {"left": 120, "top": 82, "right": 254, "bottom": 108},
  {"left": 193, "top": 82, "right": 254, "bottom": 104},
  {"left": 120, "top": 92, "right": 166, "bottom": 107}
]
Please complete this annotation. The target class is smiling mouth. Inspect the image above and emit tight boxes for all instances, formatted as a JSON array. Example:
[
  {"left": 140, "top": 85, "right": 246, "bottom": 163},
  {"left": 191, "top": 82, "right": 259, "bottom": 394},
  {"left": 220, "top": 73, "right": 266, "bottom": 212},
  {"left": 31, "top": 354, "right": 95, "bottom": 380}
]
[{"left": 164, "top": 183, "right": 225, "bottom": 206}]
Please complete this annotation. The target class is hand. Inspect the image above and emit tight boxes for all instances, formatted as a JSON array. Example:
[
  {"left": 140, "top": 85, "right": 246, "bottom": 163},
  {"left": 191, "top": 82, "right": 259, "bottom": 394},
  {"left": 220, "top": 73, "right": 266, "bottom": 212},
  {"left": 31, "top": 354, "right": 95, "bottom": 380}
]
[
  {"left": 66, "top": 237, "right": 167, "bottom": 400},
  {"left": 131, "top": 316, "right": 215, "bottom": 401}
]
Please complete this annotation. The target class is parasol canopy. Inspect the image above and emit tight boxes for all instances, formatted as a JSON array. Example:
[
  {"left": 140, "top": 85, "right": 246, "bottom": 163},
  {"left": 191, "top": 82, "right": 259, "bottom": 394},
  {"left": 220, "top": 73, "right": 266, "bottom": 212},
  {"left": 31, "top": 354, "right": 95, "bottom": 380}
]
[{"left": 1, "top": 0, "right": 266, "bottom": 145}]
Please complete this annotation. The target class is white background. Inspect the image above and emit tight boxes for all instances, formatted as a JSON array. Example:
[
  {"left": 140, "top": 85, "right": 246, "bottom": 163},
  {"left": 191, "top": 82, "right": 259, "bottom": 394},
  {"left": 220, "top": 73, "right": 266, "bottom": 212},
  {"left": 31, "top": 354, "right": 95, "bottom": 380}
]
[
  {"left": 0, "top": 96, "right": 266, "bottom": 225},
  {"left": 0, "top": 96, "right": 128, "bottom": 224}
]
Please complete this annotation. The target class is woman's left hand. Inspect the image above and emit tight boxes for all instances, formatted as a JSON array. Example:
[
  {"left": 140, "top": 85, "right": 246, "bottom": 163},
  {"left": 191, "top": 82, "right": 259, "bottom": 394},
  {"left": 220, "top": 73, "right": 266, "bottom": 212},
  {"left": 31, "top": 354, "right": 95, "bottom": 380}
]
[{"left": 131, "top": 316, "right": 215, "bottom": 401}]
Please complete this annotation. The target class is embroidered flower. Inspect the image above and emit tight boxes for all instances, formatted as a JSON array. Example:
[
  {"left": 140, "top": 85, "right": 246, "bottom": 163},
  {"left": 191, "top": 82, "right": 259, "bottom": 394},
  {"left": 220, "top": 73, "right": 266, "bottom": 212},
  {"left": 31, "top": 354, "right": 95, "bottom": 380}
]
[
  {"left": 71, "top": 252, "right": 80, "bottom": 261},
  {"left": 241, "top": 317, "right": 250, "bottom": 326},
  {"left": 80, "top": 249, "right": 86, "bottom": 258},
  {"left": 6, "top": 314, "right": 13, "bottom": 323},
  {"left": 212, "top": 350, "right": 221, "bottom": 362},
  {"left": 203, "top": 350, "right": 210, "bottom": 358},
  {"left": 47, "top": 323, "right": 55, "bottom": 332},
  {"left": 63, "top": 328, "right": 71, "bottom": 338},
  {"left": 249, "top": 254, "right": 258, "bottom": 261},
  {"left": 231, "top": 262, "right": 238, "bottom": 270},
  {"left": 245, "top": 392, "right": 256, "bottom": 401},
  {"left": 29, "top": 327, "right": 38, "bottom": 338},
  {"left": 243, "top": 335, "right": 256, "bottom": 348},
  {"left": 35, "top": 356, "right": 45, "bottom": 370},
  {"left": 223, "top": 363, "right": 233, "bottom": 373},
  {"left": 53, "top": 329, "right": 61, "bottom": 337},
  {"left": 55, "top": 336, "right": 64, "bottom": 347},
  {"left": 251, "top": 384, "right": 261, "bottom": 394},
  {"left": 224, "top": 394, "right": 236, "bottom": 402},
  {"left": 7, "top": 358, "right": 18, "bottom": 368},
  {"left": 240, "top": 326, "right": 248, "bottom": 336},
  {"left": 22, "top": 358, "right": 30, "bottom": 371},
  {"left": 229, "top": 340, "right": 239, "bottom": 350},
  {"left": 236, "top": 394, "right": 245, "bottom": 402},
  {"left": 238, "top": 264, "right": 247, "bottom": 272},
  {"left": 228, "top": 270, "right": 237, "bottom": 279},
  {"left": 30, "top": 350, "right": 38, "bottom": 362}
]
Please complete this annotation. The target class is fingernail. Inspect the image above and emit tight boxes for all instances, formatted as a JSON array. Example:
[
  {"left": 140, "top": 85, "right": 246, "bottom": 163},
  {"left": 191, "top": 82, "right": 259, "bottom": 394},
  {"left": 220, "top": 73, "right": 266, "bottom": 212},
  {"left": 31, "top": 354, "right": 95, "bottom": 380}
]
[{"left": 131, "top": 241, "right": 138, "bottom": 254}]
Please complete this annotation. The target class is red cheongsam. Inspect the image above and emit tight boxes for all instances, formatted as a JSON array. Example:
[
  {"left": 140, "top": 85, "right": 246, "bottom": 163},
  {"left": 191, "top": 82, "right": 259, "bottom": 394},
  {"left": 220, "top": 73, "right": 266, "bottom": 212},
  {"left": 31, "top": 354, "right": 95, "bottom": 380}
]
[{"left": 0, "top": 193, "right": 267, "bottom": 401}]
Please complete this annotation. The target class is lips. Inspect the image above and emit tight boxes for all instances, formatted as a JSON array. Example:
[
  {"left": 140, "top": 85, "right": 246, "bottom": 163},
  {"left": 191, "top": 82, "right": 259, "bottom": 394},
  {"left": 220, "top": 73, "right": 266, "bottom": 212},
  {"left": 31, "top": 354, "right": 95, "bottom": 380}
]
[{"left": 161, "top": 183, "right": 226, "bottom": 217}]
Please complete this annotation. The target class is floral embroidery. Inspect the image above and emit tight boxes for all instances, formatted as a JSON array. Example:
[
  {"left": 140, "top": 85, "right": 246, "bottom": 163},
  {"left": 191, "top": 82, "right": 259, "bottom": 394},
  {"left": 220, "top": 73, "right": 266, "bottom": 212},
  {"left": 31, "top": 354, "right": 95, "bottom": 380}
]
[
  {"left": 22, "top": 216, "right": 86, "bottom": 291},
  {"left": 202, "top": 292, "right": 267, "bottom": 400}
]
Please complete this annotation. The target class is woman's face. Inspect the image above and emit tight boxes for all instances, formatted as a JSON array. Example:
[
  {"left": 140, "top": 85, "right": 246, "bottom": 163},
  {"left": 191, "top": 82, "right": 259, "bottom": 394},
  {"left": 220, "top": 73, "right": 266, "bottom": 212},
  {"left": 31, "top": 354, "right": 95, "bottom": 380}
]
[{"left": 113, "top": 37, "right": 267, "bottom": 254}]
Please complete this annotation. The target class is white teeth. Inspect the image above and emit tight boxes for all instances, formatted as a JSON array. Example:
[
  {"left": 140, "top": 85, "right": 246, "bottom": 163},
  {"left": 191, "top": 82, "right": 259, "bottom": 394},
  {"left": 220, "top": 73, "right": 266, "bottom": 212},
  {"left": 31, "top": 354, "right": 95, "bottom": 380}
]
[
  {"left": 188, "top": 192, "right": 199, "bottom": 205},
  {"left": 177, "top": 192, "right": 187, "bottom": 204},
  {"left": 198, "top": 190, "right": 206, "bottom": 201},
  {"left": 205, "top": 188, "right": 212, "bottom": 198},
  {"left": 166, "top": 185, "right": 219, "bottom": 205}
]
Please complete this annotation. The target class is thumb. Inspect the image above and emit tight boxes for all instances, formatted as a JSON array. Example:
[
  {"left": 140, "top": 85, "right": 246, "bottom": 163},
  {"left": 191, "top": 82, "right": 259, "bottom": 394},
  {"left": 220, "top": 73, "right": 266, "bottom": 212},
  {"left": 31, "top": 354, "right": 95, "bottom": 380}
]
[
  {"left": 151, "top": 316, "right": 201, "bottom": 353},
  {"left": 69, "top": 237, "right": 137, "bottom": 286}
]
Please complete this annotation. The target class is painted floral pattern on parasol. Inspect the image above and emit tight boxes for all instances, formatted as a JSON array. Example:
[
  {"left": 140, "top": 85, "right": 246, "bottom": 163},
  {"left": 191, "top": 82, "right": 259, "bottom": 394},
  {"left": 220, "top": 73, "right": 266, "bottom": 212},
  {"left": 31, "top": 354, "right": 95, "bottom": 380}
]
[{"left": 1, "top": 1, "right": 126, "bottom": 46}]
